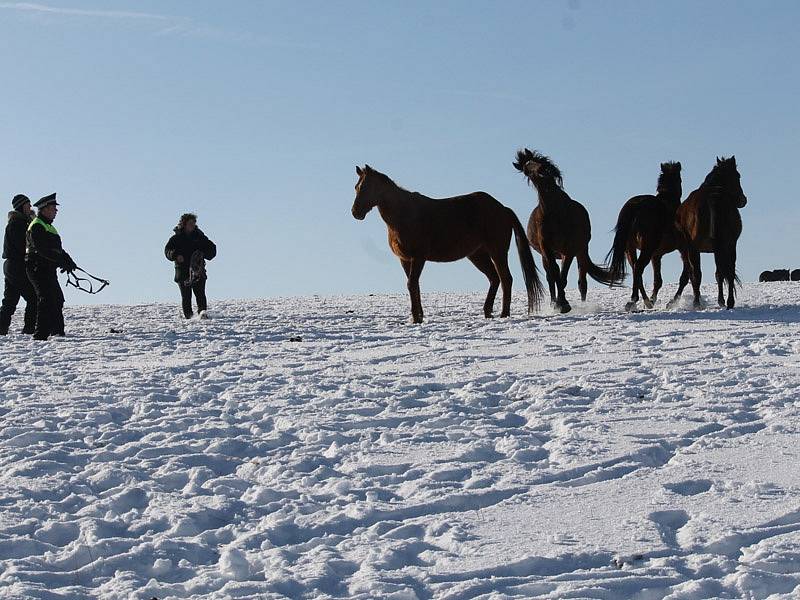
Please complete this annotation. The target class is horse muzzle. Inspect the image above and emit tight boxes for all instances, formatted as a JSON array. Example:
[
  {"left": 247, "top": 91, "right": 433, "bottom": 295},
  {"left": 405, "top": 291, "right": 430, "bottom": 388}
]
[
  {"left": 737, "top": 195, "right": 748, "bottom": 208},
  {"left": 352, "top": 208, "right": 367, "bottom": 220}
]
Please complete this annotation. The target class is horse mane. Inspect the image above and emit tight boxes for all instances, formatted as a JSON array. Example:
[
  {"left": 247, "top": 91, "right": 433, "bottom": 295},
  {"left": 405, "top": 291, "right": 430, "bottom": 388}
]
[
  {"left": 513, "top": 148, "right": 563, "bottom": 188},
  {"left": 365, "top": 165, "right": 409, "bottom": 193},
  {"left": 656, "top": 161, "right": 681, "bottom": 194}
]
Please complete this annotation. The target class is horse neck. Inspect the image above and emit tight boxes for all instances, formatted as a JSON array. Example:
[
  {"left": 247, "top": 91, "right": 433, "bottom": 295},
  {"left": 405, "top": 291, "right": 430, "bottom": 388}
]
[
  {"left": 657, "top": 186, "right": 681, "bottom": 211},
  {"left": 376, "top": 184, "right": 413, "bottom": 228},
  {"left": 534, "top": 182, "right": 566, "bottom": 213}
]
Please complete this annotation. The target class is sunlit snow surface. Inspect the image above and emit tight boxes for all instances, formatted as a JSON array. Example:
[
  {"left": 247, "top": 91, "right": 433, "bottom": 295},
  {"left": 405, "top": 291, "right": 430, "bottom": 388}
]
[{"left": 1, "top": 283, "right": 799, "bottom": 599}]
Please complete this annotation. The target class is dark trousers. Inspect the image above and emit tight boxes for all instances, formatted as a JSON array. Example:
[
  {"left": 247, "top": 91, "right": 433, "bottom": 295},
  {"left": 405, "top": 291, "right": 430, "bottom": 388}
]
[
  {"left": 0, "top": 261, "right": 37, "bottom": 334},
  {"left": 179, "top": 279, "right": 207, "bottom": 318},
  {"left": 27, "top": 264, "right": 65, "bottom": 340}
]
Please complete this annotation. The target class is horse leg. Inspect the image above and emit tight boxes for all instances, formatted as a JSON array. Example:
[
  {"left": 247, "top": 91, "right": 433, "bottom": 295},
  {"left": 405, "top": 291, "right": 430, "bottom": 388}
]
[
  {"left": 651, "top": 254, "right": 663, "bottom": 304},
  {"left": 688, "top": 249, "right": 703, "bottom": 309},
  {"left": 560, "top": 254, "right": 575, "bottom": 297},
  {"left": 469, "top": 252, "right": 500, "bottom": 318},
  {"left": 715, "top": 268, "right": 725, "bottom": 308},
  {"left": 634, "top": 247, "right": 655, "bottom": 310},
  {"left": 575, "top": 252, "right": 592, "bottom": 304},
  {"left": 405, "top": 258, "right": 426, "bottom": 323},
  {"left": 490, "top": 252, "right": 513, "bottom": 318},
  {"left": 666, "top": 251, "right": 691, "bottom": 309},
  {"left": 541, "top": 254, "right": 558, "bottom": 307},
  {"left": 550, "top": 251, "right": 571, "bottom": 313},
  {"left": 725, "top": 245, "right": 737, "bottom": 309}
]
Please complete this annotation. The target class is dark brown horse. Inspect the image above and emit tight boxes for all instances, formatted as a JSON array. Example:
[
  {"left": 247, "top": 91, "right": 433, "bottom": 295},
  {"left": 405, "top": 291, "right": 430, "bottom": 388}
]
[
  {"left": 351, "top": 165, "right": 543, "bottom": 323},
  {"left": 666, "top": 156, "right": 747, "bottom": 309},
  {"left": 512, "top": 149, "right": 622, "bottom": 313},
  {"left": 606, "top": 162, "right": 682, "bottom": 311}
]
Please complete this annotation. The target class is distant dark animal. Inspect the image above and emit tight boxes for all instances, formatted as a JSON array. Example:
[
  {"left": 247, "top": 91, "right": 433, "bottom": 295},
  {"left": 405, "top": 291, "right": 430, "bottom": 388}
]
[
  {"left": 759, "top": 269, "right": 790, "bottom": 282},
  {"left": 606, "top": 162, "right": 682, "bottom": 311},
  {"left": 513, "top": 149, "right": 623, "bottom": 313},
  {"left": 792, "top": 269, "right": 800, "bottom": 282},
  {"left": 667, "top": 156, "right": 747, "bottom": 310},
  {"left": 351, "top": 165, "right": 543, "bottom": 323}
]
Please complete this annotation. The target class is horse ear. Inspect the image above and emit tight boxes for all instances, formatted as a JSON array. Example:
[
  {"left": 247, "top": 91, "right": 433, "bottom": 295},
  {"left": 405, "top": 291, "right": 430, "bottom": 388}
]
[
  {"left": 356, "top": 166, "right": 363, "bottom": 176},
  {"left": 676, "top": 161, "right": 681, "bottom": 171},
  {"left": 730, "top": 155, "right": 736, "bottom": 166},
  {"left": 365, "top": 164, "right": 372, "bottom": 172},
  {"left": 716, "top": 156, "right": 722, "bottom": 165}
]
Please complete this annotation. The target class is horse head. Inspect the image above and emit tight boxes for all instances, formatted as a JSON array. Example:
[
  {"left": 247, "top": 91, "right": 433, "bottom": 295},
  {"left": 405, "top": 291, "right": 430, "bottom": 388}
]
[
  {"left": 656, "top": 161, "right": 682, "bottom": 199},
  {"left": 714, "top": 156, "right": 747, "bottom": 208},
  {"left": 352, "top": 165, "right": 379, "bottom": 220},
  {"left": 513, "top": 148, "right": 563, "bottom": 188}
]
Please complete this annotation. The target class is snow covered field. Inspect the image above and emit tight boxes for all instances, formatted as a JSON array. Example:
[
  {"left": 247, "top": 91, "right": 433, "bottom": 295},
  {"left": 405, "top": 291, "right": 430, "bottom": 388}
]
[{"left": 1, "top": 283, "right": 799, "bottom": 599}]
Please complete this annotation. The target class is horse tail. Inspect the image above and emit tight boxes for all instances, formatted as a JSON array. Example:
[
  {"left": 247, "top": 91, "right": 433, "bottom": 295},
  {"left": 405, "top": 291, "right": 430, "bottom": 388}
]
[
  {"left": 605, "top": 201, "right": 638, "bottom": 284},
  {"left": 585, "top": 254, "right": 623, "bottom": 287},
  {"left": 507, "top": 207, "right": 543, "bottom": 313}
]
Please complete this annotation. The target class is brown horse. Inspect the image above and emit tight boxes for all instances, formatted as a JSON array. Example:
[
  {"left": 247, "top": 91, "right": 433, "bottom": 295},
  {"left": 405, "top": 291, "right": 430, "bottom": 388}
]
[
  {"left": 512, "top": 149, "right": 622, "bottom": 313},
  {"left": 351, "top": 165, "right": 543, "bottom": 323},
  {"left": 606, "top": 162, "right": 682, "bottom": 311},
  {"left": 666, "top": 156, "right": 747, "bottom": 310}
]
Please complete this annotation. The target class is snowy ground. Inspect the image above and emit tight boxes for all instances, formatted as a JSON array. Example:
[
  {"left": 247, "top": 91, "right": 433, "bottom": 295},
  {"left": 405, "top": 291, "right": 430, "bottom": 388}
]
[{"left": 1, "top": 283, "right": 799, "bottom": 600}]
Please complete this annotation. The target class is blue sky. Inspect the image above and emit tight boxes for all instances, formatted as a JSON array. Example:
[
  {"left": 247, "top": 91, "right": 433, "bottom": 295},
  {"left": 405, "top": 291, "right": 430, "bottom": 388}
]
[{"left": 1, "top": 1, "right": 798, "bottom": 305}]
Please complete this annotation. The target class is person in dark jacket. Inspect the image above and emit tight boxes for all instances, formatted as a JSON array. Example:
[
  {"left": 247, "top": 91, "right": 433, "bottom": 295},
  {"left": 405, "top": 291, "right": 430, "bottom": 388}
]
[
  {"left": 164, "top": 213, "right": 217, "bottom": 319},
  {"left": 0, "top": 195, "right": 37, "bottom": 335},
  {"left": 26, "top": 193, "right": 77, "bottom": 340}
]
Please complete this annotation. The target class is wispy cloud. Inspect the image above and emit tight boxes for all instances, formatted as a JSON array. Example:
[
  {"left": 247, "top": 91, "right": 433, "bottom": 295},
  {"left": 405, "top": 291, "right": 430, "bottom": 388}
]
[
  {"left": 0, "top": 2, "right": 315, "bottom": 48},
  {"left": 0, "top": 2, "right": 175, "bottom": 21}
]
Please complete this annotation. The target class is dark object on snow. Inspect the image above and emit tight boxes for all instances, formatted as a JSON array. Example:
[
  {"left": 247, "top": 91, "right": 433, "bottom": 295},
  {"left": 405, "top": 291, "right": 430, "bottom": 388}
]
[
  {"left": 667, "top": 156, "right": 748, "bottom": 310},
  {"left": 606, "top": 162, "right": 683, "bottom": 311},
  {"left": 352, "top": 164, "right": 543, "bottom": 323},
  {"left": 110, "top": 328, "right": 123, "bottom": 334},
  {"left": 792, "top": 269, "right": 800, "bottom": 281},
  {"left": 1, "top": 209, "right": 36, "bottom": 334},
  {"left": 165, "top": 218, "right": 216, "bottom": 319},
  {"left": 759, "top": 269, "right": 790, "bottom": 282},
  {"left": 514, "top": 149, "right": 623, "bottom": 314},
  {"left": 26, "top": 212, "right": 76, "bottom": 340},
  {"left": 289, "top": 336, "right": 303, "bottom": 342}
]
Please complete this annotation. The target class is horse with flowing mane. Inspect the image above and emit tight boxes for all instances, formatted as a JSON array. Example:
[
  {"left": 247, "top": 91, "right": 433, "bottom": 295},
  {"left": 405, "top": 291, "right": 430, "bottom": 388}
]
[
  {"left": 606, "top": 161, "right": 682, "bottom": 310},
  {"left": 351, "top": 165, "right": 543, "bottom": 323},
  {"left": 513, "top": 149, "right": 623, "bottom": 313},
  {"left": 667, "top": 156, "right": 747, "bottom": 309}
]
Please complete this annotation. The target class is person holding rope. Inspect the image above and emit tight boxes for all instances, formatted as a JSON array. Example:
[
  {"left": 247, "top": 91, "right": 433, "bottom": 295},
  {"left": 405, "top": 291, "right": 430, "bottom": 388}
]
[
  {"left": 26, "top": 193, "right": 77, "bottom": 340},
  {"left": 164, "top": 213, "right": 216, "bottom": 319},
  {"left": 0, "top": 194, "right": 37, "bottom": 335}
]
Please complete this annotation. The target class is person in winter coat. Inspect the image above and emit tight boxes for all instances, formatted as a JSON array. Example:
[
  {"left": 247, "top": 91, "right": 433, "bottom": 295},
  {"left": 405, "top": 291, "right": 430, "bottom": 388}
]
[
  {"left": 0, "top": 195, "right": 37, "bottom": 335},
  {"left": 164, "top": 213, "right": 217, "bottom": 319},
  {"left": 26, "top": 193, "right": 77, "bottom": 340}
]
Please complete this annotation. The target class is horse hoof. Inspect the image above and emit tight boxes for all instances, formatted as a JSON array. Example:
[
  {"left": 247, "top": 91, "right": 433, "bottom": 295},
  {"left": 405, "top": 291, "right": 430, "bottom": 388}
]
[
  {"left": 500, "top": 312, "right": 510, "bottom": 318},
  {"left": 692, "top": 301, "right": 703, "bottom": 310},
  {"left": 666, "top": 299, "right": 679, "bottom": 309},
  {"left": 558, "top": 303, "right": 572, "bottom": 314},
  {"left": 625, "top": 301, "right": 637, "bottom": 312},
  {"left": 643, "top": 300, "right": 654, "bottom": 310}
]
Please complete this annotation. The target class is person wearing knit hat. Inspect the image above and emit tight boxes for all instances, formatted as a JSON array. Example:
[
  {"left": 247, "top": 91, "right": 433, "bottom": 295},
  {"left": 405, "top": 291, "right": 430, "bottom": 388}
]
[
  {"left": 0, "top": 194, "right": 37, "bottom": 335},
  {"left": 25, "top": 193, "right": 77, "bottom": 340}
]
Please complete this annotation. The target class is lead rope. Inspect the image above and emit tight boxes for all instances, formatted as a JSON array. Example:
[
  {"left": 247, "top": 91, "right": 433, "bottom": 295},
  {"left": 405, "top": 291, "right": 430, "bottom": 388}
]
[{"left": 65, "top": 267, "right": 110, "bottom": 294}]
